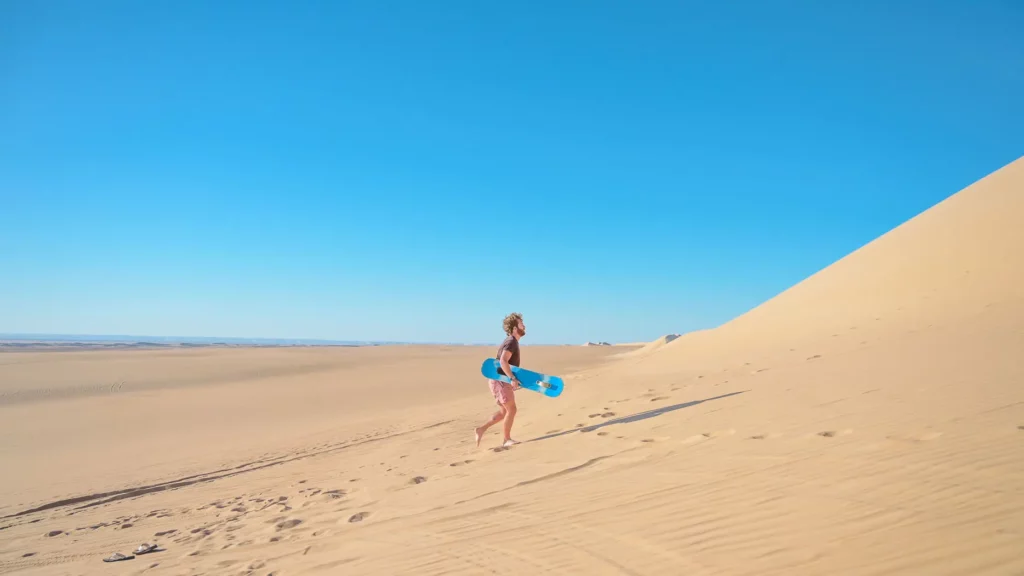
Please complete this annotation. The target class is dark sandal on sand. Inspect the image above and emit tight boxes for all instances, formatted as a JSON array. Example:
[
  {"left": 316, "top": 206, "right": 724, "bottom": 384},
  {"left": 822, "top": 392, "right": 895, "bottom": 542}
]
[{"left": 102, "top": 552, "right": 134, "bottom": 562}]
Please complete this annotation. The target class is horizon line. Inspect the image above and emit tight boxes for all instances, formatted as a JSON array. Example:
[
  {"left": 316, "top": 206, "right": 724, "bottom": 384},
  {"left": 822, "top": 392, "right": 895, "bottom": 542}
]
[{"left": 0, "top": 332, "right": 644, "bottom": 347}]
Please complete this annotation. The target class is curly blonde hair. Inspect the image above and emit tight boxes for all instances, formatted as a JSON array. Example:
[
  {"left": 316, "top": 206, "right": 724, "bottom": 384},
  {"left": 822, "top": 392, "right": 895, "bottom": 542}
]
[{"left": 502, "top": 312, "right": 523, "bottom": 335}]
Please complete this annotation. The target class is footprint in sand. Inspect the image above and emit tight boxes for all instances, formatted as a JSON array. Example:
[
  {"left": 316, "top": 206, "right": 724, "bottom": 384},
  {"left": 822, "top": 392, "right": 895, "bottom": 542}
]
[
  {"left": 410, "top": 476, "right": 427, "bottom": 484},
  {"left": 154, "top": 529, "right": 177, "bottom": 537},
  {"left": 348, "top": 512, "right": 370, "bottom": 523},
  {"left": 750, "top": 435, "right": 766, "bottom": 440},
  {"left": 449, "top": 460, "right": 473, "bottom": 467},
  {"left": 45, "top": 530, "right": 63, "bottom": 537},
  {"left": 650, "top": 396, "right": 668, "bottom": 402},
  {"left": 818, "top": 431, "right": 836, "bottom": 438},
  {"left": 274, "top": 516, "right": 301, "bottom": 528},
  {"left": 1018, "top": 425, "right": 1024, "bottom": 431},
  {"left": 807, "top": 355, "right": 822, "bottom": 360},
  {"left": 597, "top": 432, "right": 609, "bottom": 437}
]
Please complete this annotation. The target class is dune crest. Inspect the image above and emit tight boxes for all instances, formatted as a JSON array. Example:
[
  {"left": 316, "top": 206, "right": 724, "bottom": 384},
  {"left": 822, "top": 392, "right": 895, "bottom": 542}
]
[
  {"left": 725, "top": 156, "right": 1024, "bottom": 335},
  {"left": 640, "top": 156, "right": 1024, "bottom": 372}
]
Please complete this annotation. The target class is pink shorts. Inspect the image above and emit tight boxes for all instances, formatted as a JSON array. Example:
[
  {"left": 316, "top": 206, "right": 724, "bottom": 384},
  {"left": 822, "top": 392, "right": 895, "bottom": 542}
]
[{"left": 488, "top": 378, "right": 515, "bottom": 405}]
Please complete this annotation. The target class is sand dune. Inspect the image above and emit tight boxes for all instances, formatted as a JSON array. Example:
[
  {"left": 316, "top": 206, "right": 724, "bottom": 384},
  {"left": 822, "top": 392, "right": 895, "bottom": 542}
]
[{"left": 1, "top": 157, "right": 1022, "bottom": 575}]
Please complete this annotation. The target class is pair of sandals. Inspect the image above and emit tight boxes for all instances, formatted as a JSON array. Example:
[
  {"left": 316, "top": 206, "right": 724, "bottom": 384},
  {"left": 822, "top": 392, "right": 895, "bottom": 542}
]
[{"left": 103, "top": 543, "right": 161, "bottom": 562}]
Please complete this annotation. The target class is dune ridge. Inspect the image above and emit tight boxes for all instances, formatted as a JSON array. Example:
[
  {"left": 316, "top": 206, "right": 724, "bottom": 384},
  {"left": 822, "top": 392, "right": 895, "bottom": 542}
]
[{"left": 633, "top": 156, "right": 1024, "bottom": 373}]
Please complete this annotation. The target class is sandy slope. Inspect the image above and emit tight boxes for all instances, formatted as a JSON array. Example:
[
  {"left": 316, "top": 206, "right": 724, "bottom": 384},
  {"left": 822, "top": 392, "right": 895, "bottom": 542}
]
[{"left": 1, "top": 157, "right": 1022, "bottom": 575}]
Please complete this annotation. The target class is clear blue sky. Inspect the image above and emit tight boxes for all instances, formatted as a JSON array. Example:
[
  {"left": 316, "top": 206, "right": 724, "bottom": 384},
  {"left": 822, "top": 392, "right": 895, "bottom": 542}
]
[{"left": 1, "top": 1, "right": 1021, "bottom": 345}]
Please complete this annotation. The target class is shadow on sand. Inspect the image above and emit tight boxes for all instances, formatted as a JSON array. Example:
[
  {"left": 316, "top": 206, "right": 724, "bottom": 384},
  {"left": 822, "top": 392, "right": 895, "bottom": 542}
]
[{"left": 529, "top": 390, "right": 747, "bottom": 443}]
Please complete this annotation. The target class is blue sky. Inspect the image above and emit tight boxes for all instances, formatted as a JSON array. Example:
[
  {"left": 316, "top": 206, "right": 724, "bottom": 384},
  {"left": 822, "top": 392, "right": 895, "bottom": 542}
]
[{"left": 1, "top": 1, "right": 1021, "bottom": 345}]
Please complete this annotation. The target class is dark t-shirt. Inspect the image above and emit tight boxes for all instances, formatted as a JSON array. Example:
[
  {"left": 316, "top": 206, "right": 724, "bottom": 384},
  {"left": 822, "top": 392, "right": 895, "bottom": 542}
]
[{"left": 496, "top": 335, "right": 520, "bottom": 376}]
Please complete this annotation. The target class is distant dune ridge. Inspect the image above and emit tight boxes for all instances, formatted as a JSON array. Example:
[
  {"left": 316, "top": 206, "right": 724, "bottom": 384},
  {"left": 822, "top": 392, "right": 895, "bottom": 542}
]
[
  {"left": 615, "top": 333, "right": 683, "bottom": 357},
  {"left": 1, "top": 157, "right": 1022, "bottom": 575}
]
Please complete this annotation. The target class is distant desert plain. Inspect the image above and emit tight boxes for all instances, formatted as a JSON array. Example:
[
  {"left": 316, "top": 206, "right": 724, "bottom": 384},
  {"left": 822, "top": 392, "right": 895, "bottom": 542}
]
[{"left": 1, "top": 157, "right": 1022, "bottom": 574}]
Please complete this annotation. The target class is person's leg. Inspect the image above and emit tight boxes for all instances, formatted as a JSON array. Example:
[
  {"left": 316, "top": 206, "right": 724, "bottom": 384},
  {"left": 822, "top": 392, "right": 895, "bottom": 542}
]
[
  {"left": 476, "top": 379, "right": 509, "bottom": 446},
  {"left": 501, "top": 394, "right": 518, "bottom": 445},
  {"left": 476, "top": 405, "right": 506, "bottom": 446}
]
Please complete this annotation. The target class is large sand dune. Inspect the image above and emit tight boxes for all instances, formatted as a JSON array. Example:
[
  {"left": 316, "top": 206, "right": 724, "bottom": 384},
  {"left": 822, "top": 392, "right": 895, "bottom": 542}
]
[{"left": 1, "top": 157, "right": 1022, "bottom": 574}]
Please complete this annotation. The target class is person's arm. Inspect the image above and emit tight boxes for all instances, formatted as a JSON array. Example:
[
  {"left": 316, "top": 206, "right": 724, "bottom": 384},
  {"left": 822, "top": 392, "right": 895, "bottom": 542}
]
[{"left": 500, "top": 349, "right": 520, "bottom": 388}]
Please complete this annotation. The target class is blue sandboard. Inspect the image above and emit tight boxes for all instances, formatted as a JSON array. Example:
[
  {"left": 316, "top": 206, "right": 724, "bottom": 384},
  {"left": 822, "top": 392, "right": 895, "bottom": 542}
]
[{"left": 480, "top": 358, "right": 564, "bottom": 398}]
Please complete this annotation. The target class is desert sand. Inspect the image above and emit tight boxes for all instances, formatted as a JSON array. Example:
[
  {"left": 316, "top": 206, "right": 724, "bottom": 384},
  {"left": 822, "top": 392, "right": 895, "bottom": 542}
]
[{"left": 1, "top": 156, "right": 1022, "bottom": 575}]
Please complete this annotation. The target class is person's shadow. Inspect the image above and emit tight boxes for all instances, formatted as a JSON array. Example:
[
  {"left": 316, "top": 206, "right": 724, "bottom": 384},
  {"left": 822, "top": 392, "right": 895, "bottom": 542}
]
[{"left": 529, "top": 390, "right": 747, "bottom": 443}]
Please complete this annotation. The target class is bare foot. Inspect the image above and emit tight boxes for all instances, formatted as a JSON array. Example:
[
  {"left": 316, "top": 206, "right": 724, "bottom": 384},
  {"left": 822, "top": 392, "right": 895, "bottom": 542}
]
[{"left": 475, "top": 427, "right": 485, "bottom": 447}]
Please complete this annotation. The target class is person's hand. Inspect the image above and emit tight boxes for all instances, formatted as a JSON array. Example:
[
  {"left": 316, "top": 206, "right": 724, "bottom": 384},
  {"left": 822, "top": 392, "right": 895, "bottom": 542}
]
[{"left": 510, "top": 377, "right": 521, "bottom": 389}]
